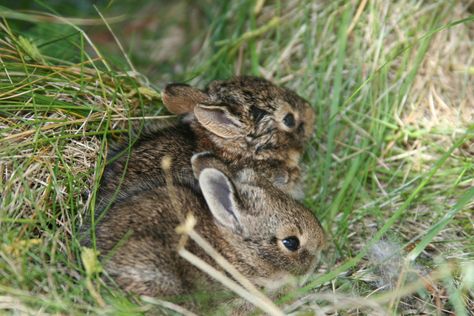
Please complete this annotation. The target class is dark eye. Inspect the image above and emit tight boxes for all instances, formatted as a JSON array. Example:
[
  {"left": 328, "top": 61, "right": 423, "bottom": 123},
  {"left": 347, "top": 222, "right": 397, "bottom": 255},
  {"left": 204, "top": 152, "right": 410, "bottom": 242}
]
[
  {"left": 251, "top": 106, "right": 269, "bottom": 123},
  {"left": 283, "top": 113, "right": 295, "bottom": 128},
  {"left": 282, "top": 236, "right": 300, "bottom": 251}
]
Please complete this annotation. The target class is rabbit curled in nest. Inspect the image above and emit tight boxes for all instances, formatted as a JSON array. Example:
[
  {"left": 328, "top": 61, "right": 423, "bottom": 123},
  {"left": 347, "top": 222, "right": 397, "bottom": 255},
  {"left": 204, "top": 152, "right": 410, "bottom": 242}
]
[
  {"left": 89, "top": 153, "right": 324, "bottom": 307},
  {"left": 97, "top": 76, "right": 315, "bottom": 213}
]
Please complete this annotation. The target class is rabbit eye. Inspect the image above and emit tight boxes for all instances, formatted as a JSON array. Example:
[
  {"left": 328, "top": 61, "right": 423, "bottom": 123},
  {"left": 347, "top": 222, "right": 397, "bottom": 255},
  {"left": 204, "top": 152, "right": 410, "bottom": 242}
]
[
  {"left": 251, "top": 106, "right": 269, "bottom": 123},
  {"left": 282, "top": 236, "right": 300, "bottom": 251},
  {"left": 283, "top": 113, "right": 295, "bottom": 128}
]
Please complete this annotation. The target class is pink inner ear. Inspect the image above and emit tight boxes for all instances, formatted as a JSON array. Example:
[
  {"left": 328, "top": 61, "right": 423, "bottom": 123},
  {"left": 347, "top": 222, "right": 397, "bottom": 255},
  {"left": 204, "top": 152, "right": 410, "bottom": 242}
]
[
  {"left": 199, "top": 168, "right": 241, "bottom": 231},
  {"left": 209, "top": 110, "right": 235, "bottom": 126}
]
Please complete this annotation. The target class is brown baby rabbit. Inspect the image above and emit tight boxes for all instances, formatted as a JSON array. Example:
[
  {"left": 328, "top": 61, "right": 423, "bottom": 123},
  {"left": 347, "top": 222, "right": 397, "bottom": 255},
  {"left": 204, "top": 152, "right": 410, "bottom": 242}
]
[
  {"left": 91, "top": 153, "right": 324, "bottom": 304},
  {"left": 97, "top": 76, "right": 315, "bottom": 213}
]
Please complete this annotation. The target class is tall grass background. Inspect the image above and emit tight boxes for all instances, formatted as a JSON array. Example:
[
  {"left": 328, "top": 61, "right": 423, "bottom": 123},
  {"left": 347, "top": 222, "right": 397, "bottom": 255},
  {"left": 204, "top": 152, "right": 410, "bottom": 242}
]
[{"left": 0, "top": 0, "right": 473, "bottom": 314}]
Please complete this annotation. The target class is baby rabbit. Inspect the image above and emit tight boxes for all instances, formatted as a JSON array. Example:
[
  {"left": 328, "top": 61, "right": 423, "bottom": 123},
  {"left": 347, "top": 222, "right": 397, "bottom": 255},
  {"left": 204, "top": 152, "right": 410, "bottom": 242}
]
[
  {"left": 91, "top": 153, "right": 324, "bottom": 301},
  {"left": 97, "top": 76, "right": 315, "bottom": 212}
]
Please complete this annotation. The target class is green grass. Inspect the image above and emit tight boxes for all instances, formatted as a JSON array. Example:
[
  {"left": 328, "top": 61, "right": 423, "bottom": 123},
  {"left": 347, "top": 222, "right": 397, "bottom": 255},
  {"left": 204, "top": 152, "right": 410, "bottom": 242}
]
[{"left": 1, "top": 0, "right": 474, "bottom": 314}]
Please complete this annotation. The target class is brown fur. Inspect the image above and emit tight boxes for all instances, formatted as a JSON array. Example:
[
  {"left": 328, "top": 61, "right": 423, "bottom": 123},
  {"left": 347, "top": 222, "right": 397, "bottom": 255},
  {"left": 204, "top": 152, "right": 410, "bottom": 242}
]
[
  {"left": 96, "top": 76, "right": 315, "bottom": 215},
  {"left": 90, "top": 154, "right": 324, "bottom": 303}
]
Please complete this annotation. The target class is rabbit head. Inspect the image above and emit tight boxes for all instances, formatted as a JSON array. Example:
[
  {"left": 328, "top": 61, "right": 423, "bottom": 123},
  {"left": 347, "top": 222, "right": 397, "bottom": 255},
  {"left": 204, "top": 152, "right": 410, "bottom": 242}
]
[
  {"left": 162, "top": 76, "right": 315, "bottom": 166},
  {"left": 192, "top": 153, "right": 324, "bottom": 285}
]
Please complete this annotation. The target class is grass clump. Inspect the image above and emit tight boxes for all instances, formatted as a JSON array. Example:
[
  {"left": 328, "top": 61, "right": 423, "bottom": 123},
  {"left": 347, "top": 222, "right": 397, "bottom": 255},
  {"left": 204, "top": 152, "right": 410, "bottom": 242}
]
[
  {"left": 0, "top": 16, "right": 163, "bottom": 313},
  {"left": 1, "top": 0, "right": 474, "bottom": 314}
]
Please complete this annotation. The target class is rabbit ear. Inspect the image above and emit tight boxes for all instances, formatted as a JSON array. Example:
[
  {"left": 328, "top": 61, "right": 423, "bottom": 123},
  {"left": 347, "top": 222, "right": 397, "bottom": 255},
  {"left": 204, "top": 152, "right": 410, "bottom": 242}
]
[
  {"left": 191, "top": 152, "right": 230, "bottom": 179},
  {"left": 194, "top": 104, "right": 244, "bottom": 138},
  {"left": 161, "top": 83, "right": 209, "bottom": 114},
  {"left": 199, "top": 168, "right": 241, "bottom": 232}
]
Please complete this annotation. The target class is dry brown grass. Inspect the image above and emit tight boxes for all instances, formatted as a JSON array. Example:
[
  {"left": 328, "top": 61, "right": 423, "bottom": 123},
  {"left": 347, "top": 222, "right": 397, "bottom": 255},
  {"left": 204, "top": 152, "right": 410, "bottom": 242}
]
[{"left": 1, "top": 0, "right": 473, "bottom": 314}]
